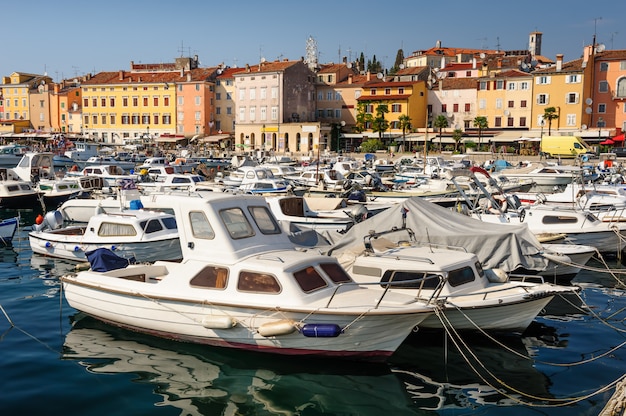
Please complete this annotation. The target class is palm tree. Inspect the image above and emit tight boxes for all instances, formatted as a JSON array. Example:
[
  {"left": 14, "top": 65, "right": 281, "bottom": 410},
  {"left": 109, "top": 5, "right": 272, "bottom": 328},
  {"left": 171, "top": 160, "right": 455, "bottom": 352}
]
[
  {"left": 473, "top": 116, "right": 488, "bottom": 150},
  {"left": 434, "top": 115, "right": 449, "bottom": 152},
  {"left": 398, "top": 114, "right": 412, "bottom": 150},
  {"left": 452, "top": 129, "right": 463, "bottom": 152},
  {"left": 543, "top": 107, "right": 559, "bottom": 135},
  {"left": 372, "top": 104, "right": 390, "bottom": 141}
]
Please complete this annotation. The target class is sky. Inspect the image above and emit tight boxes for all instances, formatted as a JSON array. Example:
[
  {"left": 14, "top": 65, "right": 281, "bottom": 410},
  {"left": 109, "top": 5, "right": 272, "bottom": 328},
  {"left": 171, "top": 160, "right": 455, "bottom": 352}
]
[{"left": 2, "top": 0, "right": 625, "bottom": 82}]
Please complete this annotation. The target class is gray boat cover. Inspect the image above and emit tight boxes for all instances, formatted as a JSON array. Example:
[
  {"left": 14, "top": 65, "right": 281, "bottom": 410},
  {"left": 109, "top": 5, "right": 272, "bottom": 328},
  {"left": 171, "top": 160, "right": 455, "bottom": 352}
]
[{"left": 306, "top": 197, "right": 549, "bottom": 272}]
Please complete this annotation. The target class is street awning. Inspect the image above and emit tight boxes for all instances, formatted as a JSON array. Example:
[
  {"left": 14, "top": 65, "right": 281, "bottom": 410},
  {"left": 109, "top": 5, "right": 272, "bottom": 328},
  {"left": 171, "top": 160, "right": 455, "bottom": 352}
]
[
  {"left": 154, "top": 135, "right": 186, "bottom": 143},
  {"left": 200, "top": 134, "right": 231, "bottom": 143},
  {"left": 613, "top": 133, "right": 625, "bottom": 142}
]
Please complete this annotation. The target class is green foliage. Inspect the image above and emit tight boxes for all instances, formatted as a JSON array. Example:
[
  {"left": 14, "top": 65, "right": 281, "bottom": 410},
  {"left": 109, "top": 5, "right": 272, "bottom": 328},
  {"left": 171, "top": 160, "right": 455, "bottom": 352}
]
[
  {"left": 464, "top": 140, "right": 477, "bottom": 149},
  {"left": 372, "top": 104, "right": 390, "bottom": 139},
  {"left": 360, "top": 138, "right": 385, "bottom": 153},
  {"left": 452, "top": 128, "right": 463, "bottom": 152},
  {"left": 543, "top": 107, "right": 559, "bottom": 135},
  {"left": 354, "top": 102, "right": 373, "bottom": 133},
  {"left": 389, "top": 49, "right": 405, "bottom": 75}
]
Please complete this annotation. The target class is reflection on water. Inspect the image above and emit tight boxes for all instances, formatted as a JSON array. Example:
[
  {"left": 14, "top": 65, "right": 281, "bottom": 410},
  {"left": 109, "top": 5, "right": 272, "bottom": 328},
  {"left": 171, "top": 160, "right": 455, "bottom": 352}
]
[
  {"left": 389, "top": 326, "right": 558, "bottom": 411},
  {"left": 63, "top": 316, "right": 421, "bottom": 416}
]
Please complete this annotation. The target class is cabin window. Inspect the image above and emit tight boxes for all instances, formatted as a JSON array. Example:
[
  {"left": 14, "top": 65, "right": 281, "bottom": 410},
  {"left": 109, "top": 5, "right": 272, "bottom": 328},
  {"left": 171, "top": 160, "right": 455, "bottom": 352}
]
[
  {"left": 220, "top": 207, "right": 255, "bottom": 239},
  {"left": 320, "top": 263, "right": 352, "bottom": 284},
  {"left": 189, "top": 211, "right": 215, "bottom": 239},
  {"left": 140, "top": 219, "right": 164, "bottom": 234},
  {"left": 248, "top": 206, "right": 281, "bottom": 234},
  {"left": 237, "top": 271, "right": 281, "bottom": 293},
  {"left": 98, "top": 222, "right": 137, "bottom": 236},
  {"left": 542, "top": 216, "right": 578, "bottom": 224},
  {"left": 293, "top": 266, "right": 328, "bottom": 292},
  {"left": 381, "top": 271, "right": 440, "bottom": 289},
  {"left": 447, "top": 266, "right": 475, "bottom": 287},
  {"left": 190, "top": 266, "right": 228, "bottom": 289}
]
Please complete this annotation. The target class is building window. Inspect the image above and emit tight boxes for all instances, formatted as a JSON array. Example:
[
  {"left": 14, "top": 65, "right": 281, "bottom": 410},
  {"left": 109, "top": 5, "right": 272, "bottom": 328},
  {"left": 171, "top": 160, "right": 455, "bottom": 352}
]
[
  {"left": 153, "top": 114, "right": 159, "bottom": 124},
  {"left": 177, "top": 96, "right": 184, "bottom": 106},
  {"left": 566, "top": 93, "right": 579, "bottom": 104},
  {"left": 398, "top": 87, "right": 404, "bottom": 94},
  {"left": 249, "top": 107, "right": 256, "bottom": 120},
  {"left": 163, "top": 114, "right": 171, "bottom": 124},
  {"left": 370, "top": 88, "right": 376, "bottom": 95},
  {"left": 537, "top": 94, "right": 549, "bottom": 105},
  {"left": 599, "top": 81, "right": 609, "bottom": 93},
  {"left": 507, "top": 100, "right": 514, "bottom": 108},
  {"left": 441, "top": 104, "right": 447, "bottom": 113},
  {"left": 536, "top": 76, "right": 551, "bottom": 84},
  {"left": 464, "top": 103, "right": 471, "bottom": 112},
  {"left": 271, "top": 87, "right": 278, "bottom": 99},
  {"left": 101, "top": 98, "right": 106, "bottom": 107},
  {"left": 122, "top": 114, "right": 129, "bottom": 124},
  {"left": 260, "top": 87, "right": 266, "bottom": 99},
  {"left": 239, "top": 107, "right": 245, "bottom": 121},
  {"left": 520, "top": 82, "right": 529, "bottom": 90},
  {"left": 479, "top": 99, "right": 486, "bottom": 109},
  {"left": 507, "top": 117, "right": 514, "bottom": 127},
  {"left": 110, "top": 115, "right": 115, "bottom": 124},
  {"left": 249, "top": 88, "right": 256, "bottom": 100},
  {"left": 598, "top": 103, "right": 606, "bottom": 113},
  {"left": 495, "top": 80, "right": 504, "bottom": 90},
  {"left": 566, "top": 74, "right": 580, "bottom": 83},
  {"left": 507, "top": 82, "right": 516, "bottom": 90},
  {"left": 479, "top": 81, "right": 488, "bottom": 90},
  {"left": 453, "top": 103, "right": 459, "bottom": 112},
  {"left": 520, "top": 116, "right": 526, "bottom": 127},
  {"left": 226, "top": 107, "right": 232, "bottom": 115},
  {"left": 520, "top": 100, "right": 527, "bottom": 108},
  {"left": 495, "top": 98, "right": 502, "bottom": 109},
  {"left": 494, "top": 117, "right": 502, "bottom": 127},
  {"left": 133, "top": 97, "right": 138, "bottom": 106},
  {"left": 92, "top": 98, "right": 97, "bottom": 107},
  {"left": 260, "top": 106, "right": 267, "bottom": 120},
  {"left": 143, "top": 97, "right": 148, "bottom": 106},
  {"left": 385, "top": 88, "right": 391, "bottom": 95},
  {"left": 600, "top": 62, "right": 609, "bottom": 71},
  {"left": 271, "top": 106, "right": 278, "bottom": 121},
  {"left": 326, "top": 91, "right": 333, "bottom": 100},
  {"left": 566, "top": 114, "right": 576, "bottom": 126}
]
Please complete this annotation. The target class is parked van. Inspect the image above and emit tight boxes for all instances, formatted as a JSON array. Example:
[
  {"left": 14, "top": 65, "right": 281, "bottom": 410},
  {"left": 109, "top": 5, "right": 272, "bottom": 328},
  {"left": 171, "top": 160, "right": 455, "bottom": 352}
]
[{"left": 540, "top": 136, "right": 594, "bottom": 158}]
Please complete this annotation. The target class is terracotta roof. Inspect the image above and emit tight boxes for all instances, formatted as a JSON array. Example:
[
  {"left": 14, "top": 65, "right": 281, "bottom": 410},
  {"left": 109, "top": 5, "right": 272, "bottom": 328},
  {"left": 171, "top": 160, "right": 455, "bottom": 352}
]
[
  {"left": 216, "top": 67, "right": 246, "bottom": 79},
  {"left": 235, "top": 60, "right": 301, "bottom": 75},
  {"left": 335, "top": 73, "right": 371, "bottom": 86},
  {"left": 595, "top": 50, "right": 626, "bottom": 60},
  {"left": 438, "top": 77, "right": 478, "bottom": 90},
  {"left": 318, "top": 63, "right": 348, "bottom": 73},
  {"left": 81, "top": 67, "right": 218, "bottom": 85},
  {"left": 492, "top": 69, "right": 533, "bottom": 78},
  {"left": 533, "top": 58, "right": 584, "bottom": 74},
  {"left": 394, "top": 66, "right": 430, "bottom": 76}
]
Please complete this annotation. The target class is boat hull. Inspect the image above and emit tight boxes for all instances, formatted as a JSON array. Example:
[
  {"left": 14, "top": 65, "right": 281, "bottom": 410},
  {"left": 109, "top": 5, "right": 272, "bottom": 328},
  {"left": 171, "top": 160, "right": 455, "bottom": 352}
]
[
  {"left": 29, "top": 233, "right": 182, "bottom": 262},
  {"left": 0, "top": 217, "right": 19, "bottom": 244},
  {"left": 61, "top": 270, "right": 430, "bottom": 359}
]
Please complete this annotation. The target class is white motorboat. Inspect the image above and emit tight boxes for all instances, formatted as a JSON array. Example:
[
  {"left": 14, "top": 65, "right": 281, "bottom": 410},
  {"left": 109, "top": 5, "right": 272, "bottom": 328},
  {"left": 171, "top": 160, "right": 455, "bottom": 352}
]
[
  {"left": 60, "top": 193, "right": 434, "bottom": 360},
  {"left": 29, "top": 207, "right": 182, "bottom": 262},
  {"left": 498, "top": 162, "right": 588, "bottom": 187},
  {"left": 342, "top": 227, "right": 576, "bottom": 332},
  {"left": 451, "top": 172, "right": 626, "bottom": 255},
  {"left": 66, "top": 164, "right": 138, "bottom": 187},
  {"left": 0, "top": 166, "right": 41, "bottom": 209},
  {"left": 266, "top": 195, "right": 358, "bottom": 232},
  {"left": 84, "top": 156, "right": 135, "bottom": 172},
  {"left": 0, "top": 216, "right": 19, "bottom": 245},
  {"left": 136, "top": 173, "right": 222, "bottom": 194},
  {"left": 64, "top": 141, "right": 100, "bottom": 162},
  {"left": 0, "top": 144, "right": 28, "bottom": 168}
]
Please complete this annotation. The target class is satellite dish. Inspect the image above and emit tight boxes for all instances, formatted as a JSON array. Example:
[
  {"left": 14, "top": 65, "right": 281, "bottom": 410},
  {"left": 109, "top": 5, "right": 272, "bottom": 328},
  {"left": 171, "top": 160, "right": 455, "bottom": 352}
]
[
  {"left": 376, "top": 72, "right": 384, "bottom": 79},
  {"left": 37, "top": 85, "right": 44, "bottom": 93},
  {"left": 585, "top": 98, "right": 593, "bottom": 105},
  {"left": 480, "top": 53, "right": 486, "bottom": 59},
  {"left": 399, "top": 64, "right": 405, "bottom": 69},
  {"left": 346, "top": 62, "right": 352, "bottom": 69},
  {"left": 216, "top": 68, "right": 223, "bottom": 75},
  {"left": 596, "top": 43, "right": 606, "bottom": 53},
  {"left": 585, "top": 107, "right": 593, "bottom": 114},
  {"left": 581, "top": 124, "right": 588, "bottom": 130},
  {"left": 504, "top": 110, "right": 510, "bottom": 116}
]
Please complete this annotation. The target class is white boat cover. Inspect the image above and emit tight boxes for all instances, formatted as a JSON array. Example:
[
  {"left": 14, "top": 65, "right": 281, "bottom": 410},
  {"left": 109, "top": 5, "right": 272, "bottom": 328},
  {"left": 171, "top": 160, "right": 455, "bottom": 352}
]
[{"left": 307, "top": 197, "right": 549, "bottom": 273}]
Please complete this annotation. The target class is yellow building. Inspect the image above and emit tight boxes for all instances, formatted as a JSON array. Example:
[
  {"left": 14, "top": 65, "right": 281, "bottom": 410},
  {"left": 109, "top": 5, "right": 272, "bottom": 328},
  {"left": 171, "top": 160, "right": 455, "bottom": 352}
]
[
  {"left": 0, "top": 72, "right": 52, "bottom": 132},
  {"left": 531, "top": 54, "right": 586, "bottom": 137},
  {"left": 476, "top": 70, "right": 534, "bottom": 132}
]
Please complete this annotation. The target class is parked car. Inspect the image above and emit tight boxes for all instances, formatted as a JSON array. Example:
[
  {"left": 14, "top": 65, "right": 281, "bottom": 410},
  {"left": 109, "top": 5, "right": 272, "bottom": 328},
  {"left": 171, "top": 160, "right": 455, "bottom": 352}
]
[{"left": 612, "top": 147, "right": 626, "bottom": 158}]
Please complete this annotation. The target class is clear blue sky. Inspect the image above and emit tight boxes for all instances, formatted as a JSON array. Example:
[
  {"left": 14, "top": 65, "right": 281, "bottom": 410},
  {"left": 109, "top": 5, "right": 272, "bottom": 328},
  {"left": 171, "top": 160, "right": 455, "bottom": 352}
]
[{"left": 2, "top": 0, "right": 624, "bottom": 82}]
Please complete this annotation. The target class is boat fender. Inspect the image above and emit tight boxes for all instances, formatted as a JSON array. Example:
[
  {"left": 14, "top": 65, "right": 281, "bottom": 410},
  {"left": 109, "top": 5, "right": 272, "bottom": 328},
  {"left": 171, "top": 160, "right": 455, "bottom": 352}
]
[
  {"left": 484, "top": 268, "right": 509, "bottom": 283},
  {"left": 201, "top": 315, "right": 237, "bottom": 329},
  {"left": 258, "top": 319, "right": 297, "bottom": 337},
  {"left": 581, "top": 155, "right": 589, "bottom": 162},
  {"left": 41, "top": 241, "right": 53, "bottom": 249},
  {"left": 73, "top": 246, "right": 82, "bottom": 252},
  {"left": 301, "top": 323, "right": 343, "bottom": 338},
  {"left": 110, "top": 245, "right": 117, "bottom": 251}
]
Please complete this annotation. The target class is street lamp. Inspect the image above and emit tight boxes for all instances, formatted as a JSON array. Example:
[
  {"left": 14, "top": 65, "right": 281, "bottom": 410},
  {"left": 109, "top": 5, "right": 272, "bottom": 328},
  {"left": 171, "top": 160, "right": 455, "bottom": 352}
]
[{"left": 598, "top": 117, "right": 604, "bottom": 141}]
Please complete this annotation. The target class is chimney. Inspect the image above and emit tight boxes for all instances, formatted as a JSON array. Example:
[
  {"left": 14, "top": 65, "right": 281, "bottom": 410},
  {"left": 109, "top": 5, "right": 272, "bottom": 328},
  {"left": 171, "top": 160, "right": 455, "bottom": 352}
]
[
  {"left": 246, "top": 64, "right": 250, "bottom": 72},
  {"left": 119, "top": 70, "right": 124, "bottom": 81},
  {"left": 187, "top": 72, "right": 191, "bottom": 82},
  {"left": 556, "top": 54, "right": 563, "bottom": 71},
  {"left": 348, "top": 73, "right": 353, "bottom": 84},
  {"left": 366, "top": 71, "right": 371, "bottom": 81}
]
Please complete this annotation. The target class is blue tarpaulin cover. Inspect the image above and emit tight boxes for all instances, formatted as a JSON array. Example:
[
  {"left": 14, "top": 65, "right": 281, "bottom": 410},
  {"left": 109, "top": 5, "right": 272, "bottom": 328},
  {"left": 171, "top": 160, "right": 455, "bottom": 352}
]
[{"left": 86, "top": 248, "right": 135, "bottom": 272}]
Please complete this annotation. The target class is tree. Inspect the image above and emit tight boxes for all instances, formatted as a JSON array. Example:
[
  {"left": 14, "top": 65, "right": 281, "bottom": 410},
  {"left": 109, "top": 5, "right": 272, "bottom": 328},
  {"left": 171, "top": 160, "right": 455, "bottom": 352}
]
[
  {"left": 434, "top": 115, "right": 449, "bottom": 152},
  {"left": 389, "top": 49, "right": 405, "bottom": 75},
  {"left": 543, "top": 107, "right": 559, "bottom": 135},
  {"left": 358, "top": 52, "right": 365, "bottom": 73},
  {"left": 360, "top": 138, "right": 384, "bottom": 153},
  {"left": 354, "top": 102, "right": 373, "bottom": 133},
  {"left": 452, "top": 129, "right": 463, "bottom": 152},
  {"left": 371, "top": 104, "right": 390, "bottom": 140},
  {"left": 398, "top": 114, "right": 412, "bottom": 149},
  {"left": 367, "top": 55, "right": 383, "bottom": 73},
  {"left": 473, "top": 116, "right": 488, "bottom": 149}
]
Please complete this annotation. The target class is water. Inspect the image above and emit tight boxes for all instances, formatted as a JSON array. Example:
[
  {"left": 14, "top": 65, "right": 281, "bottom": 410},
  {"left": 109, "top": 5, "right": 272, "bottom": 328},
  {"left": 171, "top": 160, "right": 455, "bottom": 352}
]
[{"left": 2, "top": 208, "right": 626, "bottom": 415}]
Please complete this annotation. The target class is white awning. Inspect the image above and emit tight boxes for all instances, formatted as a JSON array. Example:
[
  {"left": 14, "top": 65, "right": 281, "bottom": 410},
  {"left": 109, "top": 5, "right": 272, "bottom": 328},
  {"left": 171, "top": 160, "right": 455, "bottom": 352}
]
[{"left": 200, "top": 134, "right": 231, "bottom": 143}]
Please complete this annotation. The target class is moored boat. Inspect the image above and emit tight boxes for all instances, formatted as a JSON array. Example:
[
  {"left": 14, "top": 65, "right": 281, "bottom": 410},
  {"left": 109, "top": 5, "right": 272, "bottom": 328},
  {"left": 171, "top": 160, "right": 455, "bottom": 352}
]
[{"left": 60, "top": 193, "right": 435, "bottom": 360}]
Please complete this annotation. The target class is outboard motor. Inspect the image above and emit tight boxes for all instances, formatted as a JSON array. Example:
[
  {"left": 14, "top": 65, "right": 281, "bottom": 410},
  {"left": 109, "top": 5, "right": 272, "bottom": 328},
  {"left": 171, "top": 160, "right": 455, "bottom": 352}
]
[{"left": 33, "top": 210, "right": 63, "bottom": 232}]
